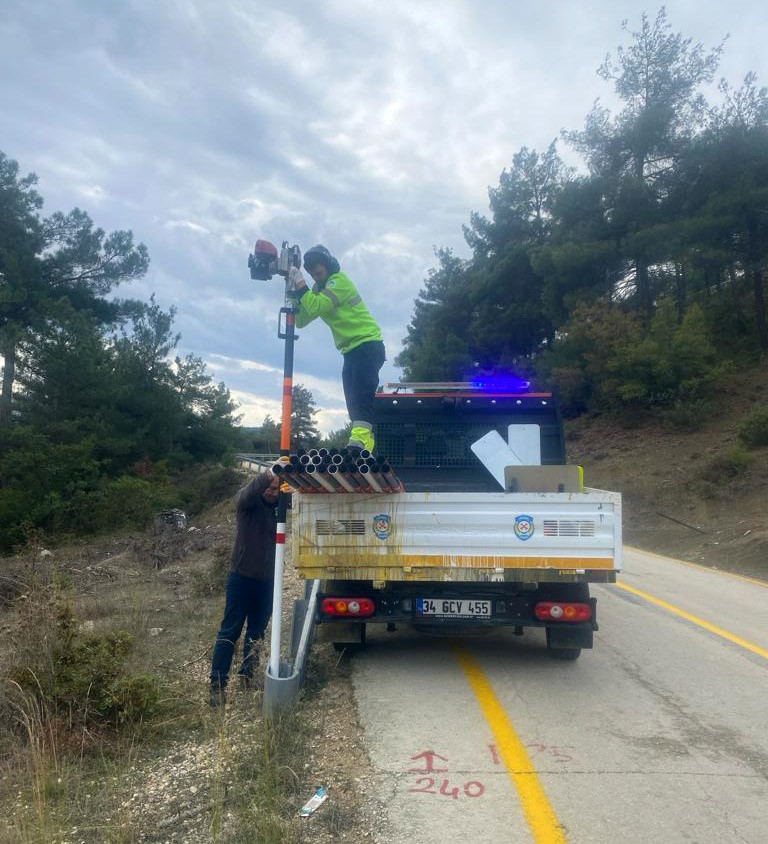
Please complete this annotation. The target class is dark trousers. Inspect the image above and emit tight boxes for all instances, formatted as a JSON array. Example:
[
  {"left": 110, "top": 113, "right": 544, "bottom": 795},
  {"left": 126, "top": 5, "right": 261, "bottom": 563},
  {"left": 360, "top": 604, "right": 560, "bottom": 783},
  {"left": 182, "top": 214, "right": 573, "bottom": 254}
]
[
  {"left": 342, "top": 340, "right": 386, "bottom": 424},
  {"left": 210, "top": 571, "right": 273, "bottom": 687}
]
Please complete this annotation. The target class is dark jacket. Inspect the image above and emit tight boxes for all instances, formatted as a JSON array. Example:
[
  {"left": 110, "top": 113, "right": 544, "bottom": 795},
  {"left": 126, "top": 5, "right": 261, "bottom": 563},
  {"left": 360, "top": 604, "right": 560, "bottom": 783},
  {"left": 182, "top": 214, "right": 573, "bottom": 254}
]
[{"left": 229, "top": 474, "right": 277, "bottom": 579}]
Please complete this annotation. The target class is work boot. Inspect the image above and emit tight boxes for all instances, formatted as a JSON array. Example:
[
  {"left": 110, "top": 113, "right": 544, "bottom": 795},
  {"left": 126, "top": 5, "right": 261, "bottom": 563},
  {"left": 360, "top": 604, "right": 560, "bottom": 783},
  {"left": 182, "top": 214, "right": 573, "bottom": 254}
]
[
  {"left": 209, "top": 682, "right": 227, "bottom": 708},
  {"left": 347, "top": 424, "right": 375, "bottom": 454},
  {"left": 237, "top": 674, "right": 255, "bottom": 692}
]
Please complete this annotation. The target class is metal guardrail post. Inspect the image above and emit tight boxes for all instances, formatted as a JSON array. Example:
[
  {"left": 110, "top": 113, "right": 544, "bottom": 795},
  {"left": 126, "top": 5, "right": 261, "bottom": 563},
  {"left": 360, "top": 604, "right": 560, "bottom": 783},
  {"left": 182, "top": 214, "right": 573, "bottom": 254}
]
[{"left": 263, "top": 579, "right": 319, "bottom": 716}]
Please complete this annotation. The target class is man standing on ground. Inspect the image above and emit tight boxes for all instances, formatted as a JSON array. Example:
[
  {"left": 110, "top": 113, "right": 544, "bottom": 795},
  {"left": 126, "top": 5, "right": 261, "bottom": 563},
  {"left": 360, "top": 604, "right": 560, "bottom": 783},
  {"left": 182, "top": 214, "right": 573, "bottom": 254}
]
[
  {"left": 209, "top": 470, "right": 280, "bottom": 707},
  {"left": 289, "top": 245, "right": 385, "bottom": 453}
]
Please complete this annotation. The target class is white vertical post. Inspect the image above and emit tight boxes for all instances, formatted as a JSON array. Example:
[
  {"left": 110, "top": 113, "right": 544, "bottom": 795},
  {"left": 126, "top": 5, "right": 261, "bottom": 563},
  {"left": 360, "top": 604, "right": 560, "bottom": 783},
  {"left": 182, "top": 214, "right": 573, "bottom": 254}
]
[{"left": 269, "top": 521, "right": 287, "bottom": 676}]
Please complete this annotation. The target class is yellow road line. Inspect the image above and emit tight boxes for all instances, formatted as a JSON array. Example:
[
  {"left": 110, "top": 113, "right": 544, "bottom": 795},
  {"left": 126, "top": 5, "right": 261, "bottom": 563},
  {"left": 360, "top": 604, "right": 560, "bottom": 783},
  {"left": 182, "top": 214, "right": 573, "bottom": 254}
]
[
  {"left": 615, "top": 582, "right": 768, "bottom": 660},
  {"left": 624, "top": 545, "right": 768, "bottom": 588},
  {"left": 454, "top": 647, "right": 568, "bottom": 844}
]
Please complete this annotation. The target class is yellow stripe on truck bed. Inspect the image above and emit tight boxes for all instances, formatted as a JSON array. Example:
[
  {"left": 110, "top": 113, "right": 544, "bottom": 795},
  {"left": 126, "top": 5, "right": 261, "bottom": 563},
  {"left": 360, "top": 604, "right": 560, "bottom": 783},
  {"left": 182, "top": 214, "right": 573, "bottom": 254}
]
[{"left": 296, "top": 553, "right": 615, "bottom": 581}]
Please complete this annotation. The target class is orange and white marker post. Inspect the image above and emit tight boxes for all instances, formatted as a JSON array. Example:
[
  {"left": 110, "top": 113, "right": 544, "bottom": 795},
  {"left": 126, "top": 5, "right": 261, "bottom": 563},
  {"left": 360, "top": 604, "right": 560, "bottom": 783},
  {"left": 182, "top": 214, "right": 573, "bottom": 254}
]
[{"left": 269, "top": 257, "right": 301, "bottom": 678}]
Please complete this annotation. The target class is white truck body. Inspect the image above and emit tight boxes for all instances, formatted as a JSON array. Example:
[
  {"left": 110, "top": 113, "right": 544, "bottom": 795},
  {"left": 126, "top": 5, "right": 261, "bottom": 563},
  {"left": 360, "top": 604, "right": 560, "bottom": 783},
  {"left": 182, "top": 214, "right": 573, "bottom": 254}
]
[{"left": 293, "top": 488, "right": 622, "bottom": 583}]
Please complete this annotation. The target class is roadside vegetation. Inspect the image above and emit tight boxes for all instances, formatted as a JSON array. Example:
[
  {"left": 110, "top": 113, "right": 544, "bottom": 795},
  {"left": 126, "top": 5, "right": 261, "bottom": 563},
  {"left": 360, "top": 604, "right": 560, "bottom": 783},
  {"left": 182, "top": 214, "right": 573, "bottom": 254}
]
[
  {"left": 397, "top": 9, "right": 768, "bottom": 430},
  {"left": 0, "top": 492, "right": 367, "bottom": 844}
]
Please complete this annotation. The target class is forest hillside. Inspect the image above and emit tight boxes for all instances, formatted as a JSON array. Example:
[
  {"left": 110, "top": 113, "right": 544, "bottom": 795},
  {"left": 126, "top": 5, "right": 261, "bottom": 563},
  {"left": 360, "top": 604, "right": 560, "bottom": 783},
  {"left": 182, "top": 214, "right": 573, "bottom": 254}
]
[{"left": 567, "top": 364, "right": 768, "bottom": 579}]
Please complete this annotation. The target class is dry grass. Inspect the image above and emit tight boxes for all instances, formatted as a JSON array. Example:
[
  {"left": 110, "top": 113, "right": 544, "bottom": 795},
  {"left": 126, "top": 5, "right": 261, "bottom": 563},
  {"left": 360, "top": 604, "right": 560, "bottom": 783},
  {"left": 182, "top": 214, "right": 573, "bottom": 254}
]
[{"left": 0, "top": 496, "right": 367, "bottom": 844}]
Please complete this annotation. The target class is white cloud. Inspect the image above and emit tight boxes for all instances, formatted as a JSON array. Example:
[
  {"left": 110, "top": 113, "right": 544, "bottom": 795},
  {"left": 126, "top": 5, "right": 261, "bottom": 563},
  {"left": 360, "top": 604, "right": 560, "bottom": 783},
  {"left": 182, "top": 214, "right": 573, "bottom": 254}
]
[{"left": 2, "top": 0, "right": 764, "bottom": 438}]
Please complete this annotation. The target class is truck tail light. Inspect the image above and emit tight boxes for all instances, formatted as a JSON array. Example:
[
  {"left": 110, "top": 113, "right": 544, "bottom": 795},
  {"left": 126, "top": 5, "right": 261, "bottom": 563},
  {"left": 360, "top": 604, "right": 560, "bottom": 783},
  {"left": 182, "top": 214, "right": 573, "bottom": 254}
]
[
  {"left": 535, "top": 602, "right": 592, "bottom": 622},
  {"left": 321, "top": 597, "right": 375, "bottom": 617}
]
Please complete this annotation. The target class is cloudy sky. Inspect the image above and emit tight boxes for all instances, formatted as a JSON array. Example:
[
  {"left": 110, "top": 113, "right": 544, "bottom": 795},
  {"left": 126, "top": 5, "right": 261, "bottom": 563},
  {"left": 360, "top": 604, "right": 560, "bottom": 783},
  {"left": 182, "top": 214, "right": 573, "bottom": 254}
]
[{"left": 2, "top": 1, "right": 766, "bottom": 432}]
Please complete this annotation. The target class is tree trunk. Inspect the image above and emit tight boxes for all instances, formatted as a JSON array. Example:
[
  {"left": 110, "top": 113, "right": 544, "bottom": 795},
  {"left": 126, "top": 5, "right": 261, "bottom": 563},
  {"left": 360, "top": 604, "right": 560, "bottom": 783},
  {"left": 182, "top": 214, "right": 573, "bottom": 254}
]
[
  {"left": 0, "top": 338, "right": 16, "bottom": 426},
  {"left": 727, "top": 265, "right": 747, "bottom": 327},
  {"left": 635, "top": 260, "right": 652, "bottom": 320},
  {"left": 753, "top": 266, "right": 768, "bottom": 351},
  {"left": 674, "top": 263, "right": 686, "bottom": 324}
]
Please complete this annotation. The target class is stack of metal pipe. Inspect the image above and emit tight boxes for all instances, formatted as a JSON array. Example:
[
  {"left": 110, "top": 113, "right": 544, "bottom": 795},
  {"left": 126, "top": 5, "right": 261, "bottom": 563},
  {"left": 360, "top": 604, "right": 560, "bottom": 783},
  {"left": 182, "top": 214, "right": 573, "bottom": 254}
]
[{"left": 272, "top": 448, "right": 404, "bottom": 494}]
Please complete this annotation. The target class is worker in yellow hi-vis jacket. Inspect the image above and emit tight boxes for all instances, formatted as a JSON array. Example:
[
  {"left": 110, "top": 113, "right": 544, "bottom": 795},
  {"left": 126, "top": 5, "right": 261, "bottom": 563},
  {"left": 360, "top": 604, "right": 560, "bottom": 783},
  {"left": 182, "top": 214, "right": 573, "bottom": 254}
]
[{"left": 288, "top": 245, "right": 385, "bottom": 453}]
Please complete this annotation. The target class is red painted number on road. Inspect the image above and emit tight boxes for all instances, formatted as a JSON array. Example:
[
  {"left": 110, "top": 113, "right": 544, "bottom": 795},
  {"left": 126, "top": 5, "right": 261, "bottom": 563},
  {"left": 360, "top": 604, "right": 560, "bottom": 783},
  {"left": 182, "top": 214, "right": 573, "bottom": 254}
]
[{"left": 408, "top": 777, "right": 485, "bottom": 800}]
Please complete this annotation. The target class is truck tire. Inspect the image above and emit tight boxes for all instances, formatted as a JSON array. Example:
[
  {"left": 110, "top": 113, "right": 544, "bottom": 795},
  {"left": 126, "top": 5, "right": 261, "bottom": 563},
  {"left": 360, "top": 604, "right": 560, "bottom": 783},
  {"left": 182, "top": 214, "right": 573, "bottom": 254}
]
[
  {"left": 548, "top": 646, "right": 581, "bottom": 660},
  {"left": 545, "top": 625, "right": 586, "bottom": 659}
]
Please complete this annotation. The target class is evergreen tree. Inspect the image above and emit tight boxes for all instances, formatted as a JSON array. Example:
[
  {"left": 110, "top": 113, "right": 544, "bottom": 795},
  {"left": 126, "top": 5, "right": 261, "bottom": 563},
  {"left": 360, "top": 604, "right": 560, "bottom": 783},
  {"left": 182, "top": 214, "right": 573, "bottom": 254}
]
[
  {"left": 322, "top": 422, "right": 352, "bottom": 450},
  {"left": 564, "top": 9, "right": 723, "bottom": 316},
  {"left": 0, "top": 151, "right": 149, "bottom": 424},
  {"left": 250, "top": 415, "right": 280, "bottom": 454},
  {"left": 291, "top": 384, "right": 320, "bottom": 448},
  {"left": 395, "top": 248, "right": 473, "bottom": 380}
]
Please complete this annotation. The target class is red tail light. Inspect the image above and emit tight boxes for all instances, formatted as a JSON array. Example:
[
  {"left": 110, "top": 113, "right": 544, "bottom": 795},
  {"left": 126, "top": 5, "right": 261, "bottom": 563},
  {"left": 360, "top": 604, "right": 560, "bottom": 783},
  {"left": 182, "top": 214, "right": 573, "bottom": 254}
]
[
  {"left": 321, "top": 597, "right": 375, "bottom": 617},
  {"left": 535, "top": 602, "right": 592, "bottom": 622}
]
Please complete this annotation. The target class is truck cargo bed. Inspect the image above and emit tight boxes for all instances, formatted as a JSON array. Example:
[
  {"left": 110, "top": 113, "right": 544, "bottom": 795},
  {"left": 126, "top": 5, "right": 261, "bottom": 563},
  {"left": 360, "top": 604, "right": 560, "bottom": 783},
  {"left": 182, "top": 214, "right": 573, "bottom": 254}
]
[{"left": 293, "top": 489, "right": 621, "bottom": 583}]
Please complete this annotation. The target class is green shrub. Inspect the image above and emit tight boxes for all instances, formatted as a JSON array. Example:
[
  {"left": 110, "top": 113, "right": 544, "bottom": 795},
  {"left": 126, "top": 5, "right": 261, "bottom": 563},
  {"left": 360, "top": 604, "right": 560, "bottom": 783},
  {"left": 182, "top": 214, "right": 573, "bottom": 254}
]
[
  {"left": 738, "top": 404, "right": 768, "bottom": 448},
  {"left": 97, "top": 475, "right": 175, "bottom": 530},
  {"left": 699, "top": 446, "right": 752, "bottom": 484},
  {"left": 176, "top": 465, "right": 242, "bottom": 514},
  {"left": 538, "top": 300, "right": 722, "bottom": 417},
  {"left": 191, "top": 547, "right": 231, "bottom": 597},
  {"left": 659, "top": 399, "right": 713, "bottom": 432},
  {"left": 8, "top": 597, "right": 164, "bottom": 731}
]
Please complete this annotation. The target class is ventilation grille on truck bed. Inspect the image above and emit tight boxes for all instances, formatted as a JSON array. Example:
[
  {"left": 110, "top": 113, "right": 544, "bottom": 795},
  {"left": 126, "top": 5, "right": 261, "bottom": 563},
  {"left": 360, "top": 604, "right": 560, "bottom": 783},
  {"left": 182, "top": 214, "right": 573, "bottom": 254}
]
[
  {"left": 315, "top": 519, "right": 366, "bottom": 536},
  {"left": 543, "top": 519, "right": 596, "bottom": 537}
]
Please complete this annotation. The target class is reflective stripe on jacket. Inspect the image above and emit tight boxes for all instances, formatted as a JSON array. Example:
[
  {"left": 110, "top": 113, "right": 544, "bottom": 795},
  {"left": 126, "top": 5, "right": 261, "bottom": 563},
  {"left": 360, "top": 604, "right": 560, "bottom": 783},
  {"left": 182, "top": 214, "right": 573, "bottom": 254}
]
[{"left": 295, "top": 271, "right": 382, "bottom": 354}]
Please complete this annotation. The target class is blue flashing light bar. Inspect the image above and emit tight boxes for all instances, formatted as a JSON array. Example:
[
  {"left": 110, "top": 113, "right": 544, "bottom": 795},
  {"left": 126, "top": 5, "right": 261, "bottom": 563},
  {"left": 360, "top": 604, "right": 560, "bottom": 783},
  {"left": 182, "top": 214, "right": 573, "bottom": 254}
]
[{"left": 470, "top": 375, "right": 531, "bottom": 393}]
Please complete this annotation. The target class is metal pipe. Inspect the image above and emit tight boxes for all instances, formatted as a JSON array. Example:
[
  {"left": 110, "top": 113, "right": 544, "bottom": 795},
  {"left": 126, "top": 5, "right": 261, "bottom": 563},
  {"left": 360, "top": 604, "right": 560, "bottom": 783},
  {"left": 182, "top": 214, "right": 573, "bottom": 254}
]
[
  {"left": 273, "top": 464, "right": 303, "bottom": 491},
  {"left": 284, "top": 466, "right": 315, "bottom": 491},
  {"left": 327, "top": 464, "right": 355, "bottom": 492},
  {"left": 368, "top": 465, "right": 396, "bottom": 493},
  {"left": 305, "top": 464, "right": 336, "bottom": 493},
  {"left": 345, "top": 467, "right": 368, "bottom": 491},
  {"left": 358, "top": 464, "right": 383, "bottom": 493},
  {"left": 316, "top": 466, "right": 345, "bottom": 493},
  {"left": 380, "top": 463, "right": 404, "bottom": 492},
  {"left": 301, "top": 466, "right": 327, "bottom": 491}
]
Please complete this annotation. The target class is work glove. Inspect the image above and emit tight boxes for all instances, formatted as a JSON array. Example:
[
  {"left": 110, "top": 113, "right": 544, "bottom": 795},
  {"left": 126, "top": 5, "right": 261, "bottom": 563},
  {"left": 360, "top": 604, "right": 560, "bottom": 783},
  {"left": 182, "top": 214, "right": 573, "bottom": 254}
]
[{"left": 287, "top": 266, "right": 307, "bottom": 292}]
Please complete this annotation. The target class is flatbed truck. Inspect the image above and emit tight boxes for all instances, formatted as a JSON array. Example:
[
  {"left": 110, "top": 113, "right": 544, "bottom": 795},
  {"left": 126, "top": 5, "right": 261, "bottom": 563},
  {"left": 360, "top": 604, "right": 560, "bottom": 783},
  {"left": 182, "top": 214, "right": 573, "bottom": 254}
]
[{"left": 292, "top": 383, "right": 621, "bottom": 659}]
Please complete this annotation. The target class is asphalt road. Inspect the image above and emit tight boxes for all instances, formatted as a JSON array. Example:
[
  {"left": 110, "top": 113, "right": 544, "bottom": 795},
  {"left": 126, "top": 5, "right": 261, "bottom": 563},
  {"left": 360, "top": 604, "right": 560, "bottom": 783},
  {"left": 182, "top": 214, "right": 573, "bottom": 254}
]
[{"left": 351, "top": 548, "right": 768, "bottom": 843}]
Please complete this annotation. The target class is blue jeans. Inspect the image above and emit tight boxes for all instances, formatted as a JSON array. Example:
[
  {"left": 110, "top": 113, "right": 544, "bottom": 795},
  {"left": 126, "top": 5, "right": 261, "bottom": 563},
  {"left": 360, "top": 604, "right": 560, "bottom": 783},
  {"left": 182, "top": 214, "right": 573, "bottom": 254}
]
[{"left": 210, "top": 572, "right": 274, "bottom": 687}]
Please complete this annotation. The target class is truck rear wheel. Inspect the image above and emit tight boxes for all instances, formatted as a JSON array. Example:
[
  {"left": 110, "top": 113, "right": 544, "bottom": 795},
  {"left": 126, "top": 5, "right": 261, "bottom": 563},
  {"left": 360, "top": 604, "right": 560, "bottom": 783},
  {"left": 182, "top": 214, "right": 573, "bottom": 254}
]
[
  {"left": 545, "top": 625, "right": 585, "bottom": 659},
  {"left": 547, "top": 646, "right": 581, "bottom": 660}
]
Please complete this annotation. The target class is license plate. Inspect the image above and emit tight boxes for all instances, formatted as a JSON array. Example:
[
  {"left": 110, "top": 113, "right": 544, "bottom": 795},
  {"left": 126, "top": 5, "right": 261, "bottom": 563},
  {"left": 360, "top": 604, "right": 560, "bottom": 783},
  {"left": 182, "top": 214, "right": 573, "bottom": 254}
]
[{"left": 416, "top": 598, "right": 492, "bottom": 619}]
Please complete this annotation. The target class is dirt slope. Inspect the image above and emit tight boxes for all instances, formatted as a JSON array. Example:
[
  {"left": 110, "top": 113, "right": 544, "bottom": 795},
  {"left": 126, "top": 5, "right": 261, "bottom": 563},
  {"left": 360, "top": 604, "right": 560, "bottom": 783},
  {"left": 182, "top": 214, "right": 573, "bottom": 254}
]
[{"left": 565, "top": 365, "right": 768, "bottom": 580}]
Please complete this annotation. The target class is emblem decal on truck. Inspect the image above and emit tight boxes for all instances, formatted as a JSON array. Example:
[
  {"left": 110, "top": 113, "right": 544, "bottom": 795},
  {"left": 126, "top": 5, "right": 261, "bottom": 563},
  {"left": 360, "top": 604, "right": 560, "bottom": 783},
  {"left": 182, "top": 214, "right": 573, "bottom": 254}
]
[
  {"left": 372, "top": 514, "right": 391, "bottom": 540},
  {"left": 514, "top": 514, "right": 534, "bottom": 540}
]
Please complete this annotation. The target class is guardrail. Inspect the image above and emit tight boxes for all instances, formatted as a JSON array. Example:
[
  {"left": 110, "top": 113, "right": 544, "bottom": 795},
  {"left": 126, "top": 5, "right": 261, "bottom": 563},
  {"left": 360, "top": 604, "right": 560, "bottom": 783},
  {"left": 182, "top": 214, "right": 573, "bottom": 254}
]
[{"left": 234, "top": 453, "right": 277, "bottom": 474}]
